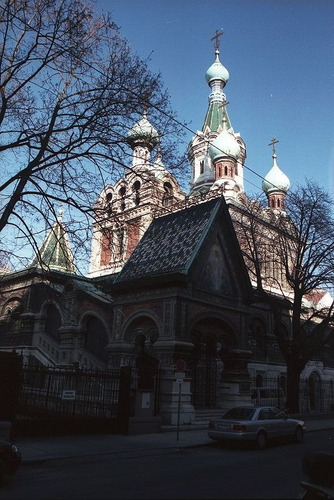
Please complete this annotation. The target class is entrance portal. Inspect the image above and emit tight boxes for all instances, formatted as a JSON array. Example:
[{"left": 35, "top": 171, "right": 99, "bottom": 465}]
[{"left": 190, "top": 318, "right": 236, "bottom": 409}]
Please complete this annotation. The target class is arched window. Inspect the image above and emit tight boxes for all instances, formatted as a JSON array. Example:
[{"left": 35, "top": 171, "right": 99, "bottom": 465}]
[
  {"left": 200, "top": 160, "right": 204, "bottom": 174},
  {"left": 162, "top": 182, "right": 173, "bottom": 206},
  {"left": 224, "top": 166, "right": 228, "bottom": 176},
  {"left": 133, "top": 181, "right": 141, "bottom": 206},
  {"left": 117, "top": 226, "right": 125, "bottom": 258}
]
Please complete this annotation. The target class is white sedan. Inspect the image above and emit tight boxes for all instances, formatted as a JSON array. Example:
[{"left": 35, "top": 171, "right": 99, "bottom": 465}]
[{"left": 208, "top": 406, "right": 306, "bottom": 449}]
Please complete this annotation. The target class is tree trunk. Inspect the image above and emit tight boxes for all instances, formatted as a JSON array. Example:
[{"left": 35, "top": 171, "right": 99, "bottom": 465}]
[{"left": 286, "top": 361, "right": 302, "bottom": 413}]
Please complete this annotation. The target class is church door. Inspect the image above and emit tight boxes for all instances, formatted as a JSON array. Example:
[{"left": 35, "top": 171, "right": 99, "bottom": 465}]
[{"left": 190, "top": 335, "right": 219, "bottom": 409}]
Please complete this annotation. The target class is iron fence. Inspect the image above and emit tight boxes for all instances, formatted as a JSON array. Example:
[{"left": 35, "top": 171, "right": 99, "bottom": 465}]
[
  {"left": 299, "top": 378, "right": 334, "bottom": 413},
  {"left": 19, "top": 365, "right": 123, "bottom": 419},
  {"left": 251, "top": 376, "right": 334, "bottom": 413}
]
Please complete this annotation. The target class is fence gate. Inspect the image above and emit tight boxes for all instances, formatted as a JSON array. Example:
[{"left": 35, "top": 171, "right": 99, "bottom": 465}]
[{"left": 190, "top": 348, "right": 218, "bottom": 409}]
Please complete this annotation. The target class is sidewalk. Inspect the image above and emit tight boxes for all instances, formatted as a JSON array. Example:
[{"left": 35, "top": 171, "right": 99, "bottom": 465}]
[{"left": 15, "top": 414, "right": 334, "bottom": 466}]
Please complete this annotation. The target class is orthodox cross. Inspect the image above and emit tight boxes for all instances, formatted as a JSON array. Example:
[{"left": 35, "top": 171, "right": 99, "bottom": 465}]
[
  {"left": 268, "top": 137, "right": 279, "bottom": 155},
  {"left": 219, "top": 100, "right": 230, "bottom": 111},
  {"left": 211, "top": 29, "right": 224, "bottom": 51},
  {"left": 218, "top": 100, "right": 230, "bottom": 119}
]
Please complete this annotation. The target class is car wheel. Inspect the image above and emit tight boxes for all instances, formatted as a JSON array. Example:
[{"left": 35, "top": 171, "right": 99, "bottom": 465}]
[
  {"left": 295, "top": 426, "right": 304, "bottom": 443},
  {"left": 256, "top": 431, "right": 267, "bottom": 450}
]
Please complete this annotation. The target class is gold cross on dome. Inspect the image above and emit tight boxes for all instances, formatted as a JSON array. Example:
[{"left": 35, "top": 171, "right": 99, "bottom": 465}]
[
  {"left": 211, "top": 29, "right": 224, "bottom": 51},
  {"left": 268, "top": 137, "right": 279, "bottom": 155}
]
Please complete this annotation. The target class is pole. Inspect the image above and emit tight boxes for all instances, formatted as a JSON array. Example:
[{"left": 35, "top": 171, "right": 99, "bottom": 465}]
[{"left": 177, "top": 382, "right": 181, "bottom": 441}]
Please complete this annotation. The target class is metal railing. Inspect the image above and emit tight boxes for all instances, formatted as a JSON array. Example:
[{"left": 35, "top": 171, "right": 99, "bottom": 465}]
[{"left": 251, "top": 376, "right": 334, "bottom": 413}]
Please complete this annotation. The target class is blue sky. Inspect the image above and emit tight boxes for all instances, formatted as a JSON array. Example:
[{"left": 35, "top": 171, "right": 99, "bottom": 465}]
[{"left": 98, "top": 0, "right": 334, "bottom": 198}]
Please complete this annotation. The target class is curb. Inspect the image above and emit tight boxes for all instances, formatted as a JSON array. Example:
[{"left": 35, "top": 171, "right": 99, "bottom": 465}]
[{"left": 20, "top": 424, "right": 334, "bottom": 466}]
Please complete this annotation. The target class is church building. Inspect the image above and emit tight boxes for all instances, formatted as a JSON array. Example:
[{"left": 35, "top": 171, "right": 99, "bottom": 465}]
[{"left": 0, "top": 34, "right": 333, "bottom": 425}]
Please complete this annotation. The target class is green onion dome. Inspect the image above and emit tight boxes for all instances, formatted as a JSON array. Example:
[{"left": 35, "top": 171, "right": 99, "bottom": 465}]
[
  {"left": 205, "top": 52, "right": 229, "bottom": 86},
  {"left": 127, "top": 111, "right": 159, "bottom": 151}
]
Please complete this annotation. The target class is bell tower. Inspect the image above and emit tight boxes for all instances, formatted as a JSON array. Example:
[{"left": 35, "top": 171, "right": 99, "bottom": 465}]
[
  {"left": 188, "top": 31, "right": 246, "bottom": 197},
  {"left": 89, "top": 111, "right": 185, "bottom": 278}
]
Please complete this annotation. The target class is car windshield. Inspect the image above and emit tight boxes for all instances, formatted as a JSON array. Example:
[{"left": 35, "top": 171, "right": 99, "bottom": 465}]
[{"left": 221, "top": 407, "right": 255, "bottom": 420}]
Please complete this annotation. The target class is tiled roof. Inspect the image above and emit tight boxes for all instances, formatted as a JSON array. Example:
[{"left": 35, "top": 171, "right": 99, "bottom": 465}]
[{"left": 115, "top": 198, "right": 221, "bottom": 283}]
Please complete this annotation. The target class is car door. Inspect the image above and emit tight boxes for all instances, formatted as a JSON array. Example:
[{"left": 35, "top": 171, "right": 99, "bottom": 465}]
[
  {"left": 258, "top": 407, "right": 282, "bottom": 438},
  {"left": 270, "top": 407, "right": 290, "bottom": 437}
]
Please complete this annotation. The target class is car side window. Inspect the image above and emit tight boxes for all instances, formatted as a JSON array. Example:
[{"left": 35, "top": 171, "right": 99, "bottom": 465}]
[
  {"left": 268, "top": 409, "right": 278, "bottom": 419},
  {"left": 258, "top": 410, "right": 267, "bottom": 420}
]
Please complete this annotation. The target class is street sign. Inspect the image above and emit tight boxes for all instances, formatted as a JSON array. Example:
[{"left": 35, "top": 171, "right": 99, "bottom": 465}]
[
  {"left": 176, "top": 378, "right": 183, "bottom": 384},
  {"left": 176, "top": 358, "right": 186, "bottom": 371},
  {"left": 61, "top": 389, "right": 76, "bottom": 401}
]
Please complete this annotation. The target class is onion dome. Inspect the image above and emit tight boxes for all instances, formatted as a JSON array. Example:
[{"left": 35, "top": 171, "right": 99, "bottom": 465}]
[
  {"left": 127, "top": 110, "right": 159, "bottom": 151},
  {"left": 205, "top": 49, "right": 229, "bottom": 86},
  {"left": 262, "top": 154, "right": 290, "bottom": 194},
  {"left": 208, "top": 115, "right": 240, "bottom": 162}
]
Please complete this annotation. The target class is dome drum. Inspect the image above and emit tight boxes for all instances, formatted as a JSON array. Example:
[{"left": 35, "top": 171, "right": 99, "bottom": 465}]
[{"left": 215, "top": 160, "right": 236, "bottom": 181}]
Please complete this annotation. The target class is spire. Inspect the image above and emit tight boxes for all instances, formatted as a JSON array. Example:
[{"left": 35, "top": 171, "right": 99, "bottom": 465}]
[
  {"left": 203, "top": 30, "right": 231, "bottom": 133},
  {"left": 30, "top": 207, "right": 76, "bottom": 273},
  {"left": 188, "top": 32, "right": 246, "bottom": 196}
]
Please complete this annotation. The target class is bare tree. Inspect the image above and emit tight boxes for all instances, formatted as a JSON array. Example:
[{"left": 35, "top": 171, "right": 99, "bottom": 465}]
[
  {"left": 233, "top": 182, "right": 334, "bottom": 412},
  {"left": 0, "top": 0, "right": 186, "bottom": 273}
]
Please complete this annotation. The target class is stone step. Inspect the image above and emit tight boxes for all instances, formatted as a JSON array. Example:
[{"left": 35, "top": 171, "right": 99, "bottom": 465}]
[{"left": 194, "top": 409, "right": 225, "bottom": 421}]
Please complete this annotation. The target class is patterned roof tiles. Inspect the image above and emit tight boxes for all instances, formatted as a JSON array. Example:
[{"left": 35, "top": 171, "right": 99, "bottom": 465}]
[{"left": 115, "top": 198, "right": 221, "bottom": 284}]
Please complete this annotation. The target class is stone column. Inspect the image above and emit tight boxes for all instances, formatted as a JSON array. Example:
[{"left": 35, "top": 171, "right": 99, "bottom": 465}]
[{"left": 154, "top": 340, "right": 196, "bottom": 426}]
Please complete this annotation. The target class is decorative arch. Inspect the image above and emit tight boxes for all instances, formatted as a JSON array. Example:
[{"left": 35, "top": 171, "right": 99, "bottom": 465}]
[
  {"left": 2, "top": 297, "right": 23, "bottom": 317},
  {"left": 122, "top": 313, "right": 161, "bottom": 359},
  {"left": 122, "top": 310, "right": 162, "bottom": 344},
  {"left": 188, "top": 312, "right": 238, "bottom": 347}
]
